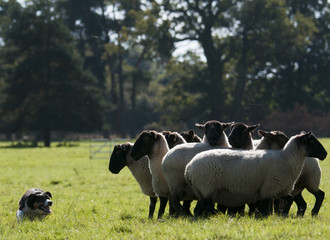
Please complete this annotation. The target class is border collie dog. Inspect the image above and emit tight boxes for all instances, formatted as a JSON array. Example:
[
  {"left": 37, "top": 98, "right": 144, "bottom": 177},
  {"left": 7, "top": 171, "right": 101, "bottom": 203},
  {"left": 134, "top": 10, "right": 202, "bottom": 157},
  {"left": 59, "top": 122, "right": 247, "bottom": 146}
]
[{"left": 16, "top": 188, "right": 52, "bottom": 221}]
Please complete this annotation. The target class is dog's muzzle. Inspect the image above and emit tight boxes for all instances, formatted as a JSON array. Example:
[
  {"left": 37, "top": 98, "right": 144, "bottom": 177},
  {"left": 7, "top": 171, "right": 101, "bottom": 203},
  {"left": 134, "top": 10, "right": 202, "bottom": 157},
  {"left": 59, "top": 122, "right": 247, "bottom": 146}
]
[{"left": 45, "top": 199, "right": 52, "bottom": 207}]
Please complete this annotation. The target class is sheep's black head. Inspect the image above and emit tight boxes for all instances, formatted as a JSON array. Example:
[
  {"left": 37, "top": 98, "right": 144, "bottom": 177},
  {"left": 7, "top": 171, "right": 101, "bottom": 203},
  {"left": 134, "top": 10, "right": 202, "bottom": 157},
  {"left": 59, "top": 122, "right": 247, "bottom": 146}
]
[
  {"left": 180, "top": 130, "right": 202, "bottom": 143},
  {"left": 195, "top": 120, "right": 232, "bottom": 146},
  {"left": 162, "top": 131, "right": 186, "bottom": 149},
  {"left": 228, "top": 122, "right": 259, "bottom": 149},
  {"left": 257, "top": 130, "right": 289, "bottom": 150},
  {"left": 297, "top": 132, "right": 327, "bottom": 160},
  {"left": 130, "top": 130, "right": 159, "bottom": 160},
  {"left": 109, "top": 143, "right": 132, "bottom": 174}
]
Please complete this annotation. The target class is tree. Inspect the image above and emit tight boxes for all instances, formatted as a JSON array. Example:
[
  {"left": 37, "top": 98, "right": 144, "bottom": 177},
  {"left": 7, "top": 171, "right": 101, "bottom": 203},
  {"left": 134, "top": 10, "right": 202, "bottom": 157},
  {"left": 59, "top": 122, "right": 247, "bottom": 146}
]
[
  {"left": 160, "top": 0, "right": 236, "bottom": 120},
  {"left": 0, "top": 0, "right": 103, "bottom": 146}
]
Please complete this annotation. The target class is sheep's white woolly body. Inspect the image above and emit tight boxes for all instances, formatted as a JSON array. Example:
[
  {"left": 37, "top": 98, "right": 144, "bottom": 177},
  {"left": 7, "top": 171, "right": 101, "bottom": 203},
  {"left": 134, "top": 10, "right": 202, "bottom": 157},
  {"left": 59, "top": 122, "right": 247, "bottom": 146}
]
[
  {"left": 291, "top": 157, "right": 321, "bottom": 196},
  {"left": 162, "top": 143, "right": 226, "bottom": 201},
  {"left": 148, "top": 133, "right": 170, "bottom": 197},
  {"left": 185, "top": 136, "right": 310, "bottom": 207}
]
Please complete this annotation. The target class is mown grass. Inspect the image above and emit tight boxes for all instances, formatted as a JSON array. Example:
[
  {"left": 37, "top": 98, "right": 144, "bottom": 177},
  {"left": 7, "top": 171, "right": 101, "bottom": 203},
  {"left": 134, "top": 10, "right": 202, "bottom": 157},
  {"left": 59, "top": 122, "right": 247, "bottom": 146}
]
[{"left": 0, "top": 139, "right": 330, "bottom": 239}]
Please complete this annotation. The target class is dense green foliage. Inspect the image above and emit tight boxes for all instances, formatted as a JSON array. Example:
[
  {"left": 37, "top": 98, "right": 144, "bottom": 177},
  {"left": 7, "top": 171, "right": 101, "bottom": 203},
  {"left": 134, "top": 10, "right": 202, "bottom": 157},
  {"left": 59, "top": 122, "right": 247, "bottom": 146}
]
[
  {"left": 0, "top": 139, "right": 329, "bottom": 239},
  {"left": 0, "top": 0, "right": 329, "bottom": 146}
]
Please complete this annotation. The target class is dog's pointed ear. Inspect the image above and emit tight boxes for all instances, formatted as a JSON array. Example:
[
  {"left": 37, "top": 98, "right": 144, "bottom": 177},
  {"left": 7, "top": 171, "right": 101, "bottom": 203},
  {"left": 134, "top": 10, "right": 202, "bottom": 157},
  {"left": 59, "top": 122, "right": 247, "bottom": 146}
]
[{"left": 45, "top": 191, "right": 52, "bottom": 198}]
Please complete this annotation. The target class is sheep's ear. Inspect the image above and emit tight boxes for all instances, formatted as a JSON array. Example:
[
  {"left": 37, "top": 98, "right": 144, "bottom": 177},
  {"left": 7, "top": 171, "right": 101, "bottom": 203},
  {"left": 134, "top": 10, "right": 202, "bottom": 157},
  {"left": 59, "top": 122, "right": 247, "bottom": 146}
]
[
  {"left": 300, "top": 132, "right": 312, "bottom": 143},
  {"left": 188, "top": 130, "right": 195, "bottom": 137},
  {"left": 150, "top": 131, "right": 159, "bottom": 140},
  {"left": 121, "top": 143, "right": 131, "bottom": 152},
  {"left": 195, "top": 123, "right": 205, "bottom": 130},
  {"left": 258, "top": 130, "right": 268, "bottom": 137},
  {"left": 248, "top": 124, "right": 260, "bottom": 133},
  {"left": 222, "top": 122, "right": 234, "bottom": 130}
]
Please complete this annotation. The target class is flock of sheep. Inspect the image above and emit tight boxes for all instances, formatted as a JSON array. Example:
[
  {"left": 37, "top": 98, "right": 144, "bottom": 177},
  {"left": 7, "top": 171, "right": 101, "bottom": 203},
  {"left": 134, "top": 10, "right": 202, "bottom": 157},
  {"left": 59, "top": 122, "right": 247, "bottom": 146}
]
[{"left": 108, "top": 120, "right": 327, "bottom": 219}]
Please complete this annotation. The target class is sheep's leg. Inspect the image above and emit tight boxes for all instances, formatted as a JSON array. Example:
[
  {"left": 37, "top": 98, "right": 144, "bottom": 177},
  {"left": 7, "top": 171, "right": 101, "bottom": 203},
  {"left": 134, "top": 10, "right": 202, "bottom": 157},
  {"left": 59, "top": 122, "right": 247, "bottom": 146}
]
[
  {"left": 169, "top": 196, "right": 183, "bottom": 217},
  {"left": 258, "top": 198, "right": 272, "bottom": 217},
  {"left": 148, "top": 196, "right": 157, "bottom": 219},
  {"left": 273, "top": 199, "right": 280, "bottom": 214},
  {"left": 248, "top": 203, "right": 256, "bottom": 216},
  {"left": 311, "top": 189, "right": 325, "bottom": 216},
  {"left": 227, "top": 205, "right": 245, "bottom": 217},
  {"left": 157, "top": 197, "right": 168, "bottom": 219},
  {"left": 183, "top": 200, "right": 193, "bottom": 217},
  {"left": 280, "top": 195, "right": 293, "bottom": 217},
  {"left": 203, "top": 197, "right": 216, "bottom": 217},
  {"left": 293, "top": 192, "right": 307, "bottom": 217},
  {"left": 217, "top": 203, "right": 228, "bottom": 215},
  {"left": 193, "top": 201, "right": 202, "bottom": 216}
]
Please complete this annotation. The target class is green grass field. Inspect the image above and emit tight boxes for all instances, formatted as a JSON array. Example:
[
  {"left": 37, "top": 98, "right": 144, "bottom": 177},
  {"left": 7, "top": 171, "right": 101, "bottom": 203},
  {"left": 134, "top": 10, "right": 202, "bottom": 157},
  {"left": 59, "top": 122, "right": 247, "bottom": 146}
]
[{"left": 0, "top": 139, "right": 330, "bottom": 239}]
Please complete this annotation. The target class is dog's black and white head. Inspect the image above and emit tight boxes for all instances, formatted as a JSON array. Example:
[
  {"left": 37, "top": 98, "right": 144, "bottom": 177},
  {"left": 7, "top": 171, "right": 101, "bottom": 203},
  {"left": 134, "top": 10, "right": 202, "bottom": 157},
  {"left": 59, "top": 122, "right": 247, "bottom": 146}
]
[{"left": 16, "top": 188, "right": 53, "bottom": 221}]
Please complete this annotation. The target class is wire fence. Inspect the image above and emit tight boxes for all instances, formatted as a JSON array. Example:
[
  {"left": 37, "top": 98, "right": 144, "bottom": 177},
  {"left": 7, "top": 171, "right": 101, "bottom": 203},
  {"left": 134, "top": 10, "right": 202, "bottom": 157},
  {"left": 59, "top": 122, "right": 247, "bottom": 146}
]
[{"left": 89, "top": 138, "right": 128, "bottom": 159}]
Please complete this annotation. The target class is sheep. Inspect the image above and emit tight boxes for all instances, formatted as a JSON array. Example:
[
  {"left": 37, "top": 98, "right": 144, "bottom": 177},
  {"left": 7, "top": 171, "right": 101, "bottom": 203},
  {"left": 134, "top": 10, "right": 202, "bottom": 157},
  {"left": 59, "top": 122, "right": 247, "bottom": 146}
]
[
  {"left": 256, "top": 130, "right": 325, "bottom": 217},
  {"left": 227, "top": 122, "right": 259, "bottom": 150},
  {"left": 108, "top": 142, "right": 157, "bottom": 219},
  {"left": 180, "top": 129, "right": 202, "bottom": 143},
  {"left": 130, "top": 130, "right": 172, "bottom": 219},
  {"left": 218, "top": 122, "right": 259, "bottom": 216},
  {"left": 255, "top": 130, "right": 289, "bottom": 150},
  {"left": 161, "top": 120, "right": 232, "bottom": 216},
  {"left": 185, "top": 132, "right": 327, "bottom": 217},
  {"left": 195, "top": 120, "right": 232, "bottom": 146},
  {"left": 162, "top": 131, "right": 187, "bottom": 149}
]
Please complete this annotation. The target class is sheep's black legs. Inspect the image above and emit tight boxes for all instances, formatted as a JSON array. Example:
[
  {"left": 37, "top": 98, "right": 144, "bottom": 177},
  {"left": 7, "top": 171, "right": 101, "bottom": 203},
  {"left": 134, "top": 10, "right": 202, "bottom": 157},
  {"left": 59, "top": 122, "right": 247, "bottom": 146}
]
[
  {"left": 293, "top": 192, "right": 307, "bottom": 217},
  {"left": 258, "top": 198, "right": 272, "bottom": 217},
  {"left": 217, "top": 203, "right": 227, "bottom": 214},
  {"left": 311, "top": 189, "right": 325, "bottom": 216},
  {"left": 227, "top": 205, "right": 245, "bottom": 217},
  {"left": 281, "top": 195, "right": 293, "bottom": 217},
  {"left": 148, "top": 196, "right": 157, "bottom": 219},
  {"left": 183, "top": 200, "right": 193, "bottom": 217},
  {"left": 158, "top": 197, "right": 168, "bottom": 219},
  {"left": 194, "top": 198, "right": 215, "bottom": 217},
  {"left": 169, "top": 196, "right": 183, "bottom": 217}
]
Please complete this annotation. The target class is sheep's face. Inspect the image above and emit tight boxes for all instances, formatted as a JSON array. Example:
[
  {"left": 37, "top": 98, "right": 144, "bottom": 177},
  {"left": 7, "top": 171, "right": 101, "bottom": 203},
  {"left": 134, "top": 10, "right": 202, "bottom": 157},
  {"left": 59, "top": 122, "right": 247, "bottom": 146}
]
[
  {"left": 196, "top": 120, "right": 232, "bottom": 146},
  {"left": 130, "top": 131, "right": 158, "bottom": 160},
  {"left": 228, "top": 123, "right": 259, "bottom": 149},
  {"left": 162, "top": 131, "right": 185, "bottom": 149},
  {"left": 257, "top": 130, "right": 289, "bottom": 150},
  {"left": 298, "top": 132, "right": 327, "bottom": 160},
  {"left": 109, "top": 143, "right": 131, "bottom": 174},
  {"left": 180, "top": 130, "right": 202, "bottom": 143}
]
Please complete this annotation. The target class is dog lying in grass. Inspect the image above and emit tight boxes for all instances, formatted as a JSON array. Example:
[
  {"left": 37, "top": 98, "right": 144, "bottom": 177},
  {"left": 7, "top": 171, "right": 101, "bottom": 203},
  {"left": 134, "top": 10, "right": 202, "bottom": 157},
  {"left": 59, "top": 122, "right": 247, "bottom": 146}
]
[{"left": 16, "top": 188, "right": 53, "bottom": 221}]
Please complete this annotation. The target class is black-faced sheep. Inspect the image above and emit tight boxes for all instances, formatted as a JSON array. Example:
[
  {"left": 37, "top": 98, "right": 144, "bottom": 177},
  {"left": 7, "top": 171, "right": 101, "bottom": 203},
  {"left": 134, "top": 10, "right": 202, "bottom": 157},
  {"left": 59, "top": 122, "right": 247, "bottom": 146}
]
[
  {"left": 161, "top": 120, "right": 232, "bottom": 217},
  {"left": 130, "top": 130, "right": 172, "bottom": 219},
  {"left": 195, "top": 120, "right": 232, "bottom": 146},
  {"left": 109, "top": 143, "right": 157, "bottom": 219},
  {"left": 185, "top": 132, "right": 327, "bottom": 217},
  {"left": 219, "top": 122, "right": 259, "bottom": 216},
  {"left": 180, "top": 130, "right": 202, "bottom": 143},
  {"left": 257, "top": 130, "right": 325, "bottom": 217},
  {"left": 228, "top": 122, "right": 259, "bottom": 150},
  {"left": 162, "top": 131, "right": 187, "bottom": 149}
]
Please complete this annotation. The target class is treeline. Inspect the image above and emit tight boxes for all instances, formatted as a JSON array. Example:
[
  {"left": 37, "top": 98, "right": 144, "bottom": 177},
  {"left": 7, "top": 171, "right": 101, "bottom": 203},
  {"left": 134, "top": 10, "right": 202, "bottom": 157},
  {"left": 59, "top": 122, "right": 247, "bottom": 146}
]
[{"left": 0, "top": 0, "right": 329, "bottom": 146}]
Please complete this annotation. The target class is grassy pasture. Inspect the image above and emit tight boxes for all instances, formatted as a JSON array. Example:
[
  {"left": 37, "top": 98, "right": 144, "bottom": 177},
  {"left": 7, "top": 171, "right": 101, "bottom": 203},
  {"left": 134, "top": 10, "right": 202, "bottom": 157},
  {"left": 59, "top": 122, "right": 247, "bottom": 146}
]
[{"left": 0, "top": 139, "right": 330, "bottom": 239}]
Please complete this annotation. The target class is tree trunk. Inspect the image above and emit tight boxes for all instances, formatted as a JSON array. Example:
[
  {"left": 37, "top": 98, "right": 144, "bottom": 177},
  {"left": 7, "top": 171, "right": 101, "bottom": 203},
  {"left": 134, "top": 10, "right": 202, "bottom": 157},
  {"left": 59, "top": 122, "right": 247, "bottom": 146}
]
[
  {"left": 233, "top": 28, "right": 249, "bottom": 121},
  {"left": 199, "top": 24, "right": 224, "bottom": 120},
  {"left": 130, "top": 47, "right": 146, "bottom": 138},
  {"left": 43, "top": 126, "right": 51, "bottom": 147},
  {"left": 117, "top": 32, "right": 125, "bottom": 138}
]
